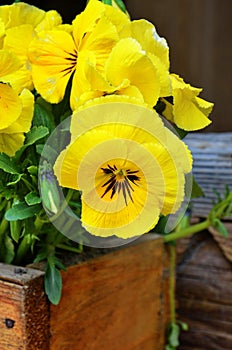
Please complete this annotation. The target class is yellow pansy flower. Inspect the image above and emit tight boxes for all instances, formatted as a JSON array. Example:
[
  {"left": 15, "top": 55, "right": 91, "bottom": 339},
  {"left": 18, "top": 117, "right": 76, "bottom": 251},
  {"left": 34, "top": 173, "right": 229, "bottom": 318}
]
[
  {"left": 28, "top": 0, "right": 127, "bottom": 109},
  {"left": 0, "top": 86, "right": 34, "bottom": 156},
  {"left": 162, "top": 74, "right": 214, "bottom": 131},
  {"left": 0, "top": 50, "right": 34, "bottom": 156},
  {"left": 72, "top": 37, "right": 160, "bottom": 109},
  {"left": 0, "top": 50, "right": 23, "bottom": 90},
  {"left": 0, "top": 2, "right": 62, "bottom": 92},
  {"left": 122, "top": 19, "right": 171, "bottom": 97},
  {"left": 0, "top": 18, "right": 5, "bottom": 49},
  {"left": 54, "top": 99, "right": 192, "bottom": 239}
]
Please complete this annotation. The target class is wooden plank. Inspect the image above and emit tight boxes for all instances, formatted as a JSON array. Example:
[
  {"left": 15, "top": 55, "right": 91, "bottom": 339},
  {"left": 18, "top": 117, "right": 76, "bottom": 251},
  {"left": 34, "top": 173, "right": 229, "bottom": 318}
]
[
  {"left": 50, "top": 235, "right": 169, "bottom": 350},
  {"left": 0, "top": 264, "right": 49, "bottom": 350},
  {"left": 176, "top": 232, "right": 232, "bottom": 350},
  {"left": 184, "top": 132, "right": 232, "bottom": 219}
]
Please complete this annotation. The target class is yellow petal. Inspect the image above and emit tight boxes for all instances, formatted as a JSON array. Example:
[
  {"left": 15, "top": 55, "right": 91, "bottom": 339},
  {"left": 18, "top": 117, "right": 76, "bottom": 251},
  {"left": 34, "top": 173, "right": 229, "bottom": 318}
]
[
  {"left": 72, "top": 0, "right": 105, "bottom": 49},
  {"left": 70, "top": 52, "right": 98, "bottom": 110},
  {"left": 106, "top": 38, "right": 160, "bottom": 106},
  {"left": 0, "top": 18, "right": 5, "bottom": 49},
  {"left": 29, "top": 30, "right": 77, "bottom": 103},
  {"left": 3, "top": 24, "right": 34, "bottom": 63},
  {"left": 118, "top": 84, "right": 144, "bottom": 102},
  {"left": 2, "top": 89, "right": 34, "bottom": 134},
  {"left": 35, "top": 10, "right": 62, "bottom": 33},
  {"left": 173, "top": 88, "right": 211, "bottom": 131},
  {"left": 0, "top": 132, "right": 25, "bottom": 156},
  {"left": 168, "top": 74, "right": 213, "bottom": 131},
  {"left": 130, "top": 19, "right": 170, "bottom": 69},
  {"left": 104, "top": 3, "right": 130, "bottom": 36},
  {"left": 54, "top": 129, "right": 113, "bottom": 189},
  {"left": 0, "top": 50, "right": 22, "bottom": 80},
  {"left": 0, "top": 50, "right": 31, "bottom": 93},
  {"left": 0, "top": 2, "right": 45, "bottom": 29},
  {"left": 0, "top": 83, "right": 22, "bottom": 130},
  {"left": 195, "top": 96, "right": 214, "bottom": 116},
  {"left": 79, "top": 15, "right": 119, "bottom": 70},
  {"left": 148, "top": 53, "right": 171, "bottom": 96}
]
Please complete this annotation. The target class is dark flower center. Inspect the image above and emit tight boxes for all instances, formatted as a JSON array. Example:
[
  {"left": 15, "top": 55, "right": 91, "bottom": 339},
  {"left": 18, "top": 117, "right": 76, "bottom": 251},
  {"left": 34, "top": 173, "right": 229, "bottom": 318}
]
[{"left": 101, "top": 164, "right": 140, "bottom": 205}]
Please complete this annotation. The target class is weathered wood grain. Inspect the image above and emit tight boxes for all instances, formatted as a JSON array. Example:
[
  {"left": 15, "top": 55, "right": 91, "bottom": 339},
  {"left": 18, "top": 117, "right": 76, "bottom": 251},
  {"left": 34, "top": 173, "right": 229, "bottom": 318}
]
[
  {"left": 176, "top": 230, "right": 232, "bottom": 350},
  {"left": 185, "top": 132, "right": 232, "bottom": 219},
  {"left": 50, "top": 235, "right": 169, "bottom": 350},
  {"left": 0, "top": 235, "right": 170, "bottom": 350},
  {"left": 0, "top": 264, "right": 49, "bottom": 350}
]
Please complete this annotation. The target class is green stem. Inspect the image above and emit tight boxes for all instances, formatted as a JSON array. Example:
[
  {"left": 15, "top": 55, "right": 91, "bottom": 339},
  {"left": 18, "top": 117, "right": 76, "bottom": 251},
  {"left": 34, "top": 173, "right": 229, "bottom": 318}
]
[
  {"left": 0, "top": 217, "right": 9, "bottom": 236},
  {"left": 56, "top": 243, "right": 83, "bottom": 254},
  {"left": 21, "top": 177, "right": 34, "bottom": 191},
  {"left": 0, "top": 202, "right": 11, "bottom": 236},
  {"left": 169, "top": 244, "right": 176, "bottom": 324},
  {"left": 34, "top": 215, "right": 44, "bottom": 232},
  {"left": 163, "top": 219, "right": 210, "bottom": 243}
]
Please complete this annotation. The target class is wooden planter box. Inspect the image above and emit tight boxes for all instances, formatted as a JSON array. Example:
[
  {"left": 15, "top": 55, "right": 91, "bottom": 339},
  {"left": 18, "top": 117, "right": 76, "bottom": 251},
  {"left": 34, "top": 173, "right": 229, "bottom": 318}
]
[
  {"left": 176, "top": 224, "right": 232, "bottom": 350},
  {"left": 0, "top": 235, "right": 170, "bottom": 350}
]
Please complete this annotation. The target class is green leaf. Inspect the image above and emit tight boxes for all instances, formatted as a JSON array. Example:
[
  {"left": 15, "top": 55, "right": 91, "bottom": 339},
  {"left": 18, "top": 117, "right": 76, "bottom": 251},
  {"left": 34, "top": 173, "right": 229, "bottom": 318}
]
[
  {"left": 34, "top": 252, "right": 47, "bottom": 263},
  {"left": 5, "top": 202, "right": 41, "bottom": 221},
  {"left": 33, "top": 103, "right": 55, "bottom": 132},
  {"left": 4, "top": 235, "right": 15, "bottom": 264},
  {"left": 213, "top": 218, "right": 228, "bottom": 237},
  {"left": 168, "top": 323, "right": 180, "bottom": 347},
  {"left": 174, "top": 125, "right": 188, "bottom": 139},
  {"left": 10, "top": 220, "right": 21, "bottom": 243},
  {"left": 45, "top": 263, "right": 62, "bottom": 305},
  {"left": 114, "top": 0, "right": 127, "bottom": 12},
  {"left": 25, "top": 126, "right": 49, "bottom": 146},
  {"left": 25, "top": 192, "right": 41, "bottom": 206},
  {"left": 27, "top": 166, "right": 38, "bottom": 175},
  {"left": 179, "top": 321, "right": 189, "bottom": 331},
  {"left": 54, "top": 257, "right": 66, "bottom": 271},
  {"left": 191, "top": 176, "right": 205, "bottom": 198},
  {"left": 0, "top": 153, "right": 20, "bottom": 174},
  {"left": 36, "top": 144, "right": 44, "bottom": 155},
  {"left": 154, "top": 215, "right": 169, "bottom": 235},
  {"left": 7, "top": 173, "right": 23, "bottom": 186},
  {"left": 101, "top": 0, "right": 112, "bottom": 5}
]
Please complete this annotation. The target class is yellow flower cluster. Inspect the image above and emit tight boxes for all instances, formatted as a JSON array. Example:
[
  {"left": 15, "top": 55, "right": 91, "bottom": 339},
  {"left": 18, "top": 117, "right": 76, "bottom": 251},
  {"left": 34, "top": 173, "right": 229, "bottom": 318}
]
[
  {"left": 0, "top": 2, "right": 63, "bottom": 155},
  {"left": 0, "top": 1, "right": 214, "bottom": 238},
  {"left": 0, "top": 0, "right": 214, "bottom": 157},
  {"left": 27, "top": 0, "right": 213, "bottom": 130}
]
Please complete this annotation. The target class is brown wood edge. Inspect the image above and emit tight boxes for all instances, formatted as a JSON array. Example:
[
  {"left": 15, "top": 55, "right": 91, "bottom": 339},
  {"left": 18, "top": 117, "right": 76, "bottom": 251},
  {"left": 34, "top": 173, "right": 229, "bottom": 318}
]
[{"left": 0, "top": 234, "right": 168, "bottom": 349}]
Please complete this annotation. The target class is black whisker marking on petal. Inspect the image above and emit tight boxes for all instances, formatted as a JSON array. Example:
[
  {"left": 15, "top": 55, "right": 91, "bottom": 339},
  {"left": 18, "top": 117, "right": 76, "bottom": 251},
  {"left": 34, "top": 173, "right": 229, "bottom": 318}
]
[
  {"left": 124, "top": 177, "right": 134, "bottom": 192},
  {"left": 121, "top": 182, "right": 128, "bottom": 206},
  {"left": 123, "top": 180, "right": 134, "bottom": 203},
  {"left": 127, "top": 170, "right": 139, "bottom": 175},
  {"left": 111, "top": 181, "right": 118, "bottom": 199},
  {"left": 101, "top": 178, "right": 116, "bottom": 198},
  {"left": 118, "top": 182, "right": 122, "bottom": 194},
  {"left": 102, "top": 175, "right": 116, "bottom": 188},
  {"left": 127, "top": 174, "right": 140, "bottom": 184},
  {"left": 101, "top": 167, "right": 113, "bottom": 174},
  {"left": 64, "top": 50, "right": 78, "bottom": 59},
  {"left": 100, "top": 164, "right": 141, "bottom": 205}
]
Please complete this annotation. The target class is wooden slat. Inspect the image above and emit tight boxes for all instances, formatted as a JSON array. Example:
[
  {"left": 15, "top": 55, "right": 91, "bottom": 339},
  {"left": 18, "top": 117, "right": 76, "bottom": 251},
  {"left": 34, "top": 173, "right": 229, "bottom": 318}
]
[
  {"left": 50, "top": 235, "right": 169, "bottom": 350},
  {"left": 176, "top": 231, "right": 232, "bottom": 350},
  {"left": 0, "top": 264, "right": 49, "bottom": 350},
  {"left": 185, "top": 132, "right": 232, "bottom": 219}
]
